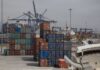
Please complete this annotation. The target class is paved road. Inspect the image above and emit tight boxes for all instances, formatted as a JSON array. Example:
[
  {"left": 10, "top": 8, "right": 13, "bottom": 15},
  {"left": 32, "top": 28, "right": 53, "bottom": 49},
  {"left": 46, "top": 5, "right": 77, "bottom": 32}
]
[
  {"left": 0, "top": 56, "right": 53, "bottom": 70},
  {"left": 82, "top": 53, "right": 100, "bottom": 70}
]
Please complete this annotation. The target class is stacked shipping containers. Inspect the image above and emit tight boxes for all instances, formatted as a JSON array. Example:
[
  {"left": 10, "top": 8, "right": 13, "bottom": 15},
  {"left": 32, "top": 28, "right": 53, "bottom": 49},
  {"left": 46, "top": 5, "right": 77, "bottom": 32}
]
[
  {"left": 3, "top": 23, "right": 35, "bottom": 55},
  {"left": 39, "top": 22, "right": 72, "bottom": 67},
  {"left": 39, "top": 22, "right": 50, "bottom": 66},
  {"left": 47, "top": 33, "right": 64, "bottom": 67}
]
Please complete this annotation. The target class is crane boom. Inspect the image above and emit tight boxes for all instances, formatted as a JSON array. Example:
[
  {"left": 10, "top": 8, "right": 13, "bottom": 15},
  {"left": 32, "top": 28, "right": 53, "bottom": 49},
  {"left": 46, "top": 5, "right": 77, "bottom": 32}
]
[{"left": 33, "top": 0, "right": 37, "bottom": 19}]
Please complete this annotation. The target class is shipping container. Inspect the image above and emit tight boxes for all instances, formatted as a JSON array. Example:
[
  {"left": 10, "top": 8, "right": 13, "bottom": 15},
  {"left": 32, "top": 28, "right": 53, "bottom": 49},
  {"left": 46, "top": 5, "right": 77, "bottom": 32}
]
[
  {"left": 39, "top": 59, "right": 48, "bottom": 67},
  {"left": 40, "top": 30, "right": 50, "bottom": 39},
  {"left": 39, "top": 50, "right": 49, "bottom": 59},
  {"left": 26, "top": 33, "right": 31, "bottom": 38},
  {"left": 55, "top": 42, "right": 64, "bottom": 51},
  {"left": 64, "top": 50, "right": 71, "bottom": 59},
  {"left": 20, "top": 33, "right": 26, "bottom": 39},
  {"left": 40, "top": 22, "right": 50, "bottom": 30},
  {"left": 9, "top": 33, "right": 20, "bottom": 39},
  {"left": 64, "top": 41, "right": 72, "bottom": 50},
  {"left": 39, "top": 42, "right": 48, "bottom": 50},
  {"left": 16, "top": 27, "right": 21, "bottom": 33},
  {"left": 58, "top": 59, "right": 68, "bottom": 68},
  {"left": 48, "top": 43, "right": 56, "bottom": 50},
  {"left": 48, "top": 50, "right": 56, "bottom": 58}
]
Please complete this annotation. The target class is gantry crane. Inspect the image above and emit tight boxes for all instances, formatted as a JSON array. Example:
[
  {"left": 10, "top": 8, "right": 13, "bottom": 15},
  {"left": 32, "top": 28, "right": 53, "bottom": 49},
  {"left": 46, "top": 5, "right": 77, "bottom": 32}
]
[{"left": 8, "top": 0, "right": 56, "bottom": 33}]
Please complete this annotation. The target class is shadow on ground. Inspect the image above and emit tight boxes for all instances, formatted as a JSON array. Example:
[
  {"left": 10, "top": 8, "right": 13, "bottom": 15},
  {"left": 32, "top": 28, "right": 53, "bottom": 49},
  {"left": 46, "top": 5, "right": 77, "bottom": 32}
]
[
  {"left": 22, "top": 56, "right": 39, "bottom": 67},
  {"left": 22, "top": 57, "right": 34, "bottom": 61},
  {"left": 27, "top": 63, "right": 39, "bottom": 67}
]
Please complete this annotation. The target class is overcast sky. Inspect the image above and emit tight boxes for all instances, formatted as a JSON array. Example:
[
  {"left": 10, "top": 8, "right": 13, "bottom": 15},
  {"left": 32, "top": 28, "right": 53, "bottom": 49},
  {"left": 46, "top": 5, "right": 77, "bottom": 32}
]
[{"left": 0, "top": 0, "right": 100, "bottom": 32}]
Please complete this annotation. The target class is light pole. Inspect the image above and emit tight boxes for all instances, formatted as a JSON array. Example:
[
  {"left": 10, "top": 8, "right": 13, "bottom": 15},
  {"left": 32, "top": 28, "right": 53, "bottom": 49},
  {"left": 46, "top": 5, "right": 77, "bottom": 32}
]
[
  {"left": 69, "top": 8, "right": 72, "bottom": 30},
  {"left": 1, "top": 0, "right": 3, "bottom": 55},
  {"left": 1, "top": 0, "right": 3, "bottom": 24}
]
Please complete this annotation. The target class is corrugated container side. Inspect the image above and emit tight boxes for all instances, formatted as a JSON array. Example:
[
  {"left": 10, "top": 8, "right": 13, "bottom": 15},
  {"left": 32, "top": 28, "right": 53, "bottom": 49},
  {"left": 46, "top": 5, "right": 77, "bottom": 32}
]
[
  {"left": 39, "top": 59, "right": 48, "bottom": 67},
  {"left": 39, "top": 50, "right": 49, "bottom": 59},
  {"left": 48, "top": 43, "right": 55, "bottom": 50},
  {"left": 48, "top": 51, "right": 56, "bottom": 58},
  {"left": 64, "top": 41, "right": 72, "bottom": 50},
  {"left": 64, "top": 50, "right": 71, "bottom": 59},
  {"left": 26, "top": 34, "right": 31, "bottom": 38}
]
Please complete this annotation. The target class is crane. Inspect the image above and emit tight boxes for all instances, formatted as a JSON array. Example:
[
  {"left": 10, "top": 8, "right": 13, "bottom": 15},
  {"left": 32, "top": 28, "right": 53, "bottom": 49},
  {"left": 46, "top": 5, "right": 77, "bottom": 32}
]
[{"left": 8, "top": 0, "right": 56, "bottom": 33}]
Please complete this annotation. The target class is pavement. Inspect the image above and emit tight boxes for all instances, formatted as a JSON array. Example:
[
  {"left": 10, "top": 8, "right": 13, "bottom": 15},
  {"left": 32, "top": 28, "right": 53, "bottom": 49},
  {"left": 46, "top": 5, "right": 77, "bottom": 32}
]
[
  {"left": 82, "top": 53, "right": 100, "bottom": 70},
  {"left": 0, "top": 56, "right": 54, "bottom": 70}
]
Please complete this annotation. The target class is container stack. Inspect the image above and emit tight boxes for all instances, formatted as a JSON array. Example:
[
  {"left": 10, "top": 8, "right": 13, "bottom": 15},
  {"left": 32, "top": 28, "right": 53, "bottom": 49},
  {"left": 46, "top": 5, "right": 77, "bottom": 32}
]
[
  {"left": 34, "top": 38, "right": 43, "bottom": 60},
  {"left": 7, "top": 24, "right": 34, "bottom": 55},
  {"left": 40, "top": 22, "right": 50, "bottom": 40},
  {"left": 39, "top": 41, "right": 48, "bottom": 67},
  {"left": 47, "top": 33, "right": 64, "bottom": 67},
  {"left": 64, "top": 41, "right": 72, "bottom": 59},
  {"left": 39, "top": 32, "right": 72, "bottom": 67}
]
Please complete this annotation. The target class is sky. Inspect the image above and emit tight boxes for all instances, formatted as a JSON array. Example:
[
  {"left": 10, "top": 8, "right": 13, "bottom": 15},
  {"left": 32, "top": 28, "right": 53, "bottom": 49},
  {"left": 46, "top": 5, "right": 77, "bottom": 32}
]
[{"left": 0, "top": 0, "right": 100, "bottom": 32}]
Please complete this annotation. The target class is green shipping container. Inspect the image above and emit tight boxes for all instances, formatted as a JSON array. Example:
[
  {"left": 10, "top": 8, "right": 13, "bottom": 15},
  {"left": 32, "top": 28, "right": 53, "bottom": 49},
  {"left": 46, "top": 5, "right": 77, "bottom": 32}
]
[
  {"left": 15, "top": 39, "right": 31, "bottom": 45},
  {"left": 26, "top": 34, "right": 31, "bottom": 38},
  {"left": 25, "top": 39, "right": 31, "bottom": 45},
  {"left": 10, "top": 33, "right": 20, "bottom": 39}
]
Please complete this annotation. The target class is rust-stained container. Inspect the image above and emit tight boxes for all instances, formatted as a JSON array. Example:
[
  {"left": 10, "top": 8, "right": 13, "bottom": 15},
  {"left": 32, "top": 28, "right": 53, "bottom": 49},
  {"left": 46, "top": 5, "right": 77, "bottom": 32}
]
[
  {"left": 25, "top": 49, "right": 34, "bottom": 55},
  {"left": 9, "top": 45, "right": 15, "bottom": 50},
  {"left": 58, "top": 59, "right": 68, "bottom": 68},
  {"left": 9, "top": 40, "right": 15, "bottom": 45},
  {"left": 39, "top": 41, "right": 48, "bottom": 50},
  {"left": 9, "top": 50, "right": 15, "bottom": 55},
  {"left": 14, "top": 50, "right": 20, "bottom": 55},
  {"left": 15, "top": 45, "right": 21, "bottom": 50},
  {"left": 39, "top": 59, "right": 48, "bottom": 67},
  {"left": 40, "top": 22, "right": 50, "bottom": 30},
  {"left": 20, "top": 33, "right": 26, "bottom": 39},
  {"left": 9, "top": 49, "right": 20, "bottom": 55},
  {"left": 34, "top": 38, "right": 43, "bottom": 55}
]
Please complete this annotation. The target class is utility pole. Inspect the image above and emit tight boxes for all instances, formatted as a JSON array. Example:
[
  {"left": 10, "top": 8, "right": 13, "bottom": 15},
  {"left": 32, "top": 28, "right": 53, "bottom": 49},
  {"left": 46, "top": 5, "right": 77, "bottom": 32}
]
[{"left": 69, "top": 8, "right": 72, "bottom": 30}]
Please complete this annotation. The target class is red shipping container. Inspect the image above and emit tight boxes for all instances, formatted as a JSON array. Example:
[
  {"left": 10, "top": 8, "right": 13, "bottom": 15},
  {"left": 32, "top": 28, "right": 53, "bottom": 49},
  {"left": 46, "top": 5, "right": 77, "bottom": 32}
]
[
  {"left": 39, "top": 41, "right": 48, "bottom": 50},
  {"left": 40, "top": 22, "right": 50, "bottom": 30},
  {"left": 58, "top": 59, "right": 68, "bottom": 68},
  {"left": 39, "top": 59, "right": 48, "bottom": 67},
  {"left": 9, "top": 50, "right": 15, "bottom": 55},
  {"left": 14, "top": 50, "right": 20, "bottom": 55},
  {"left": 34, "top": 38, "right": 43, "bottom": 55},
  {"left": 9, "top": 40, "right": 15, "bottom": 45},
  {"left": 25, "top": 49, "right": 34, "bottom": 55},
  {"left": 20, "top": 33, "right": 26, "bottom": 39}
]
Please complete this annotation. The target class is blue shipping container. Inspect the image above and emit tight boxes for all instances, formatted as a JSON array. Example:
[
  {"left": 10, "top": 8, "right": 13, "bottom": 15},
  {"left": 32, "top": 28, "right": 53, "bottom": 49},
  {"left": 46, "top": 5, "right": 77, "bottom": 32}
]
[
  {"left": 64, "top": 50, "right": 71, "bottom": 59},
  {"left": 47, "top": 34, "right": 55, "bottom": 38},
  {"left": 16, "top": 27, "right": 21, "bottom": 33},
  {"left": 39, "top": 50, "right": 49, "bottom": 59},
  {"left": 64, "top": 41, "right": 72, "bottom": 50},
  {"left": 48, "top": 51, "right": 56, "bottom": 58},
  {"left": 48, "top": 43, "right": 56, "bottom": 50}
]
